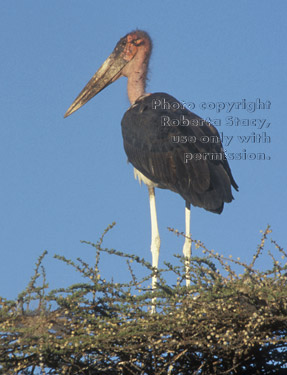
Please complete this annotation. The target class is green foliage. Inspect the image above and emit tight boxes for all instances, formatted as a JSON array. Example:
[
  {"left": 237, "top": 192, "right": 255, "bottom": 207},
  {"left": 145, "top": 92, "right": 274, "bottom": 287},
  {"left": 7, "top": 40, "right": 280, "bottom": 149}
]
[{"left": 0, "top": 225, "right": 286, "bottom": 374}]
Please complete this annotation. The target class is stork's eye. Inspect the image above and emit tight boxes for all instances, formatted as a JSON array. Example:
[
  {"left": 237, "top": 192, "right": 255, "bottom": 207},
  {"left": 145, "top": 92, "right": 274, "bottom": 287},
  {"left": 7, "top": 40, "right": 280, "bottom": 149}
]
[{"left": 132, "top": 39, "right": 143, "bottom": 46}]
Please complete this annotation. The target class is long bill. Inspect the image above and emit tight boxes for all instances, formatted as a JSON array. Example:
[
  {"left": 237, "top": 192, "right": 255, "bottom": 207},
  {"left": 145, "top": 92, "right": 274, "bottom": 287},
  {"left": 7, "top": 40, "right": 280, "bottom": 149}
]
[{"left": 64, "top": 51, "right": 128, "bottom": 118}]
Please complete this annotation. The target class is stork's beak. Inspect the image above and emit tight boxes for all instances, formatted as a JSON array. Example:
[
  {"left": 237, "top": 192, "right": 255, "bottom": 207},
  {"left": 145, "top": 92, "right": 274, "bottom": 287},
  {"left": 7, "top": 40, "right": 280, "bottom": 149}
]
[{"left": 64, "top": 50, "right": 128, "bottom": 118}]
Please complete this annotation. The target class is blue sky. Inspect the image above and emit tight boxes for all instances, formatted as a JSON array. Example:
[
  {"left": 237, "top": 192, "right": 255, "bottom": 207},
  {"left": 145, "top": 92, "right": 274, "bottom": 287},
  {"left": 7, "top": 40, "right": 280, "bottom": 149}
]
[{"left": 1, "top": 0, "right": 286, "bottom": 299}]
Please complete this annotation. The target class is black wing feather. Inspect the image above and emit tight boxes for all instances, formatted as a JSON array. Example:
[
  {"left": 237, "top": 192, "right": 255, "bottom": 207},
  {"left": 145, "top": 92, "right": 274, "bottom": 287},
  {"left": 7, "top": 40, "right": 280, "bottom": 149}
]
[{"left": 121, "top": 93, "right": 238, "bottom": 214}]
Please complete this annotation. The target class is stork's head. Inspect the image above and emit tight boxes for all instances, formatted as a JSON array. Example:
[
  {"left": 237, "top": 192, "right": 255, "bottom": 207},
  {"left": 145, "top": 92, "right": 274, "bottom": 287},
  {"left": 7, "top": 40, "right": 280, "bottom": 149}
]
[{"left": 64, "top": 30, "right": 152, "bottom": 117}]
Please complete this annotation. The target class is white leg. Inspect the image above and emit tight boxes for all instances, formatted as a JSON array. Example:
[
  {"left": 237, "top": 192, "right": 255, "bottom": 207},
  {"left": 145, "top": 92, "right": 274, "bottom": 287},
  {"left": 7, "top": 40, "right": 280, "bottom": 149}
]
[
  {"left": 148, "top": 187, "right": 161, "bottom": 292},
  {"left": 182, "top": 202, "right": 191, "bottom": 286}
]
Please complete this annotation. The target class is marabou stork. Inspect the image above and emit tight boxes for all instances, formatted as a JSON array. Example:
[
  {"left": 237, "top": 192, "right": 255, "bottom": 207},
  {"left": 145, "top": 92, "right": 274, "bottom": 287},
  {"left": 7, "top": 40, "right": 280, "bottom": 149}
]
[{"left": 64, "top": 30, "right": 238, "bottom": 292}]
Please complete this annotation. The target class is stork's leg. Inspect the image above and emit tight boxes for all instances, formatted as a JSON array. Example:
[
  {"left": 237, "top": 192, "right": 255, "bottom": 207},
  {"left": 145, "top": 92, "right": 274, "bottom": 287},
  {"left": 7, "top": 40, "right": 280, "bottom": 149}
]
[
  {"left": 182, "top": 202, "right": 191, "bottom": 286},
  {"left": 148, "top": 187, "right": 161, "bottom": 294}
]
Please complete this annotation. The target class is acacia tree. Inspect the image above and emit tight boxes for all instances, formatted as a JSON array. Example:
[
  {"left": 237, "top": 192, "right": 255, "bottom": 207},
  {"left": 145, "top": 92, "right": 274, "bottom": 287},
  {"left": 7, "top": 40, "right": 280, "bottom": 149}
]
[{"left": 0, "top": 225, "right": 286, "bottom": 374}]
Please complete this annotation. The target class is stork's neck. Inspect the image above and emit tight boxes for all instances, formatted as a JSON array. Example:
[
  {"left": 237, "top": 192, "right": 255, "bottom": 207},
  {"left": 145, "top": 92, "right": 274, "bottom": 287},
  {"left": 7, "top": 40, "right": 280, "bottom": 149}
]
[
  {"left": 126, "top": 49, "right": 150, "bottom": 104},
  {"left": 127, "top": 72, "right": 146, "bottom": 104}
]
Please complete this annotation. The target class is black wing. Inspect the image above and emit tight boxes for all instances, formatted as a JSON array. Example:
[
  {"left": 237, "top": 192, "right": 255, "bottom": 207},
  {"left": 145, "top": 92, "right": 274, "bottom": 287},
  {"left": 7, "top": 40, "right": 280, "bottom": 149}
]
[{"left": 121, "top": 92, "right": 238, "bottom": 214}]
